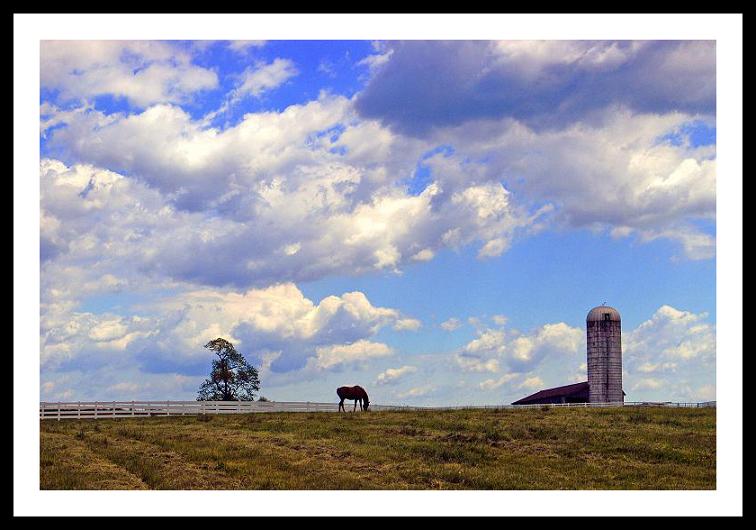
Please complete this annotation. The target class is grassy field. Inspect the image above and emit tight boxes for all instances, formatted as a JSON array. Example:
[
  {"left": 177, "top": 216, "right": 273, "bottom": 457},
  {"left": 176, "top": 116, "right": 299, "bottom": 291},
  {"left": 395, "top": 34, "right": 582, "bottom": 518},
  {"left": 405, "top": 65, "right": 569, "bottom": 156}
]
[{"left": 40, "top": 407, "right": 715, "bottom": 490}]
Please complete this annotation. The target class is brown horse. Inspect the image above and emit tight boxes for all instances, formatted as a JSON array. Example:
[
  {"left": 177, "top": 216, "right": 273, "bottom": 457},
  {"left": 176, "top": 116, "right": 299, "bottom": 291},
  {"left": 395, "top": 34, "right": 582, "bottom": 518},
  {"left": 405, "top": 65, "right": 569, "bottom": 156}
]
[{"left": 337, "top": 385, "right": 370, "bottom": 412}]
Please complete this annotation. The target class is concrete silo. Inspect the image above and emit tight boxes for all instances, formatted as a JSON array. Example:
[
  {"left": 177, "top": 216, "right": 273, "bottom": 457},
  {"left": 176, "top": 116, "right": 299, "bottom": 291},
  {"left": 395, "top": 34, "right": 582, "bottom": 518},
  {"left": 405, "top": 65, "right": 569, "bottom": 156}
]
[{"left": 586, "top": 305, "right": 623, "bottom": 403}]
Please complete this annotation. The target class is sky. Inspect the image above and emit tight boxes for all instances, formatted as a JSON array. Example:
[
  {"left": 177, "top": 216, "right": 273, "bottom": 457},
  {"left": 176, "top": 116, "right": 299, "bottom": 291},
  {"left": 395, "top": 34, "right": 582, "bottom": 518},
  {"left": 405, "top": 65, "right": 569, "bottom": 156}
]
[{"left": 39, "top": 40, "right": 716, "bottom": 406}]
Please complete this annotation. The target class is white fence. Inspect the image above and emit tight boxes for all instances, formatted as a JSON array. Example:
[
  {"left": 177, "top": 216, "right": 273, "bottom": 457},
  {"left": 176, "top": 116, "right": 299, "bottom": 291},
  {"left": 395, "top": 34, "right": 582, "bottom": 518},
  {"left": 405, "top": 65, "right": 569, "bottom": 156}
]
[
  {"left": 431, "top": 401, "right": 716, "bottom": 410},
  {"left": 39, "top": 399, "right": 715, "bottom": 420}
]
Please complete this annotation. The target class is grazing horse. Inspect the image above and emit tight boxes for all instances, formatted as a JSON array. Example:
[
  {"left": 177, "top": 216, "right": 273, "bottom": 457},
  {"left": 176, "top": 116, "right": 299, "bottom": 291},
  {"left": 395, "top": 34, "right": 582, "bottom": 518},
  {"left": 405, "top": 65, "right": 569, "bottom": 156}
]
[{"left": 337, "top": 385, "right": 370, "bottom": 412}]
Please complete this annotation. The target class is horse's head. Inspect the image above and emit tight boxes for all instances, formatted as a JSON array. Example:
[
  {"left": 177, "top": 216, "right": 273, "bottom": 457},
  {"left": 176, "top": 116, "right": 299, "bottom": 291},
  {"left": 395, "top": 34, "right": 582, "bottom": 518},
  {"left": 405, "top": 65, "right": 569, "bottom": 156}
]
[{"left": 363, "top": 398, "right": 370, "bottom": 411}]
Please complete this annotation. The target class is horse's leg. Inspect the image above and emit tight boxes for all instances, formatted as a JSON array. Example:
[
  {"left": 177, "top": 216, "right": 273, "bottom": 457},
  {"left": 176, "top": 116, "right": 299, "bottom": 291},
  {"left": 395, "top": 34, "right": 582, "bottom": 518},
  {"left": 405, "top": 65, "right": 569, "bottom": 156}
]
[
  {"left": 353, "top": 399, "right": 357, "bottom": 412},
  {"left": 359, "top": 399, "right": 363, "bottom": 411},
  {"left": 339, "top": 398, "right": 344, "bottom": 412}
]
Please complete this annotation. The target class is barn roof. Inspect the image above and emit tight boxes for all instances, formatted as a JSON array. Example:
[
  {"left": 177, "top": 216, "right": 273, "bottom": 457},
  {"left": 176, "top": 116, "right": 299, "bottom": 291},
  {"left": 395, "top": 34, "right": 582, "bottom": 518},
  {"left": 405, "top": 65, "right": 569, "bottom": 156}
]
[{"left": 511, "top": 381, "right": 589, "bottom": 405}]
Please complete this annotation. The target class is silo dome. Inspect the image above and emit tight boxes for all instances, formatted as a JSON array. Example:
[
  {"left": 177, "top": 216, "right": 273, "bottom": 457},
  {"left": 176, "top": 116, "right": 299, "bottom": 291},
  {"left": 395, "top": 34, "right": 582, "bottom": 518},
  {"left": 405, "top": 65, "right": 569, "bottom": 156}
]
[{"left": 586, "top": 305, "right": 621, "bottom": 322}]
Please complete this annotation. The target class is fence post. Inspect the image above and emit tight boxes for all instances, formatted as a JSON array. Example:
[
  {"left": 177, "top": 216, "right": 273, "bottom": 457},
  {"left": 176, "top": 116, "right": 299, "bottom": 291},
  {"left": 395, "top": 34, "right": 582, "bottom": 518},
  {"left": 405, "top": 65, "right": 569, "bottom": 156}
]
[
  {"left": 57, "top": 401, "right": 61, "bottom": 422},
  {"left": 113, "top": 400, "right": 116, "bottom": 418},
  {"left": 94, "top": 401, "right": 98, "bottom": 419},
  {"left": 132, "top": 400, "right": 135, "bottom": 416},
  {"left": 77, "top": 401, "right": 81, "bottom": 420},
  {"left": 167, "top": 400, "right": 170, "bottom": 416}
]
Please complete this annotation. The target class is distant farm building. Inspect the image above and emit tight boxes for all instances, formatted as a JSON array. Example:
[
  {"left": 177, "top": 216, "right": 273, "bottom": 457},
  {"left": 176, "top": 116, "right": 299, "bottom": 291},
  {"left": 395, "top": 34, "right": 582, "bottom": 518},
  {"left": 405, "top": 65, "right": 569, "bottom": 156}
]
[
  {"left": 512, "top": 381, "right": 589, "bottom": 405},
  {"left": 512, "top": 305, "right": 625, "bottom": 405}
]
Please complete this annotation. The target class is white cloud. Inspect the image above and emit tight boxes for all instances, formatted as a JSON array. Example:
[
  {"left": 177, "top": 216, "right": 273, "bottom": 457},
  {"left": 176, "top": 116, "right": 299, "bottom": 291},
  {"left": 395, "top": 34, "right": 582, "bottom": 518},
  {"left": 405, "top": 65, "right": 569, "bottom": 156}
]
[
  {"left": 479, "top": 373, "right": 518, "bottom": 390},
  {"left": 357, "top": 41, "right": 394, "bottom": 73},
  {"left": 626, "top": 305, "right": 715, "bottom": 363},
  {"left": 636, "top": 361, "right": 678, "bottom": 373},
  {"left": 311, "top": 340, "right": 394, "bottom": 371},
  {"left": 441, "top": 109, "right": 715, "bottom": 258},
  {"left": 41, "top": 281, "right": 413, "bottom": 377},
  {"left": 518, "top": 376, "right": 544, "bottom": 390},
  {"left": 376, "top": 365, "right": 417, "bottom": 386},
  {"left": 440, "top": 318, "right": 462, "bottom": 331},
  {"left": 464, "top": 328, "right": 507, "bottom": 356},
  {"left": 41, "top": 41, "right": 218, "bottom": 107},
  {"left": 639, "top": 226, "right": 715, "bottom": 260},
  {"left": 455, "top": 354, "right": 500, "bottom": 373},
  {"left": 491, "top": 41, "right": 647, "bottom": 79},
  {"left": 396, "top": 385, "right": 434, "bottom": 399},
  {"left": 632, "top": 378, "right": 664, "bottom": 391},
  {"left": 621, "top": 305, "right": 715, "bottom": 401},
  {"left": 232, "top": 58, "right": 298, "bottom": 99},
  {"left": 393, "top": 318, "right": 422, "bottom": 331},
  {"left": 491, "top": 315, "right": 508, "bottom": 326},
  {"left": 88, "top": 319, "right": 129, "bottom": 342},
  {"left": 411, "top": 248, "right": 435, "bottom": 262},
  {"left": 227, "top": 40, "right": 266, "bottom": 53},
  {"left": 462, "top": 321, "right": 583, "bottom": 372},
  {"left": 42, "top": 97, "right": 538, "bottom": 287}
]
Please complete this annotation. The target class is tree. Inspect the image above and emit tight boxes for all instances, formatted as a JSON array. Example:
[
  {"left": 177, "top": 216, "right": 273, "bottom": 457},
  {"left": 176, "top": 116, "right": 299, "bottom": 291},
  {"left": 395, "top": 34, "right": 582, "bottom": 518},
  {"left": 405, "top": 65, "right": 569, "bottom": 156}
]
[{"left": 196, "top": 338, "right": 260, "bottom": 401}]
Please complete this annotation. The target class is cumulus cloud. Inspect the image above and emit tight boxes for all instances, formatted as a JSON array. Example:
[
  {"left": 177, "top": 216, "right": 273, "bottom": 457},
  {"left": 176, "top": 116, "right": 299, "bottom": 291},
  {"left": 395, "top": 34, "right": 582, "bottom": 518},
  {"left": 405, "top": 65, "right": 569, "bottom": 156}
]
[
  {"left": 440, "top": 318, "right": 462, "bottom": 331},
  {"left": 356, "top": 40, "right": 714, "bottom": 135},
  {"left": 352, "top": 41, "right": 716, "bottom": 258},
  {"left": 393, "top": 318, "right": 422, "bottom": 331},
  {"left": 41, "top": 40, "right": 218, "bottom": 107},
  {"left": 42, "top": 281, "right": 414, "bottom": 378},
  {"left": 632, "top": 378, "right": 664, "bottom": 391},
  {"left": 461, "top": 321, "right": 583, "bottom": 373},
  {"left": 479, "top": 373, "right": 518, "bottom": 390},
  {"left": 376, "top": 365, "right": 417, "bottom": 386},
  {"left": 42, "top": 100, "right": 538, "bottom": 288},
  {"left": 463, "top": 328, "right": 507, "bottom": 356},
  {"left": 233, "top": 58, "right": 298, "bottom": 98},
  {"left": 310, "top": 340, "right": 394, "bottom": 371},
  {"left": 455, "top": 354, "right": 500, "bottom": 373},
  {"left": 437, "top": 109, "right": 716, "bottom": 258},
  {"left": 625, "top": 305, "right": 715, "bottom": 368},
  {"left": 518, "top": 376, "right": 545, "bottom": 390},
  {"left": 639, "top": 226, "right": 715, "bottom": 260}
]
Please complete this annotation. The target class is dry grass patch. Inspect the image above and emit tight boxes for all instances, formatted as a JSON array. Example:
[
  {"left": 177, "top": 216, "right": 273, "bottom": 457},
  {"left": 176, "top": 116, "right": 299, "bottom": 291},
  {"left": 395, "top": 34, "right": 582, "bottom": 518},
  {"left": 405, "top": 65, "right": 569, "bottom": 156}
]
[{"left": 41, "top": 407, "right": 715, "bottom": 490}]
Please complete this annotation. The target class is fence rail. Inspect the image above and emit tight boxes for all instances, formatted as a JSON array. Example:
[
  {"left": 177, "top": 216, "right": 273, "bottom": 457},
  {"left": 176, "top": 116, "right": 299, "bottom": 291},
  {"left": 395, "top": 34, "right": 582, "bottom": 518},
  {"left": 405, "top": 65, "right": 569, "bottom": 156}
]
[{"left": 39, "top": 399, "right": 715, "bottom": 420}]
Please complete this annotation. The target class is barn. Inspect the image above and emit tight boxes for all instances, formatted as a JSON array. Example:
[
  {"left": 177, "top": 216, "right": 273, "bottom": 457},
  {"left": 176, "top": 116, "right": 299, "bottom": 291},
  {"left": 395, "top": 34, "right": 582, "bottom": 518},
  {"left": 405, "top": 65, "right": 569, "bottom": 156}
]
[{"left": 511, "top": 381, "right": 590, "bottom": 405}]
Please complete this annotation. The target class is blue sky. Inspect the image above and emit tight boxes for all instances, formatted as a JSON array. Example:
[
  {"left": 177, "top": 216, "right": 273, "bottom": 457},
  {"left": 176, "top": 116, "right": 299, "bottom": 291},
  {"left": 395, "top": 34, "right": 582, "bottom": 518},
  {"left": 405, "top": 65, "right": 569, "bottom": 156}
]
[{"left": 40, "top": 40, "right": 716, "bottom": 405}]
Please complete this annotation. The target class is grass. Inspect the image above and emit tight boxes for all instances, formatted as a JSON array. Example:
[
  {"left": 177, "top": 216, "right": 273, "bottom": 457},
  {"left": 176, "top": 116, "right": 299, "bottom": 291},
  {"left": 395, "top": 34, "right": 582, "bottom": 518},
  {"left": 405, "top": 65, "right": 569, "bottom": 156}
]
[{"left": 40, "top": 407, "right": 715, "bottom": 490}]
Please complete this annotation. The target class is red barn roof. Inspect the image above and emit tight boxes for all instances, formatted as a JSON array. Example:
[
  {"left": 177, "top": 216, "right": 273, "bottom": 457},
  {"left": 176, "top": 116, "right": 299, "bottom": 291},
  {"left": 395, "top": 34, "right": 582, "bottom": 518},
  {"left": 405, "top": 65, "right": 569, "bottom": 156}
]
[{"left": 512, "top": 381, "right": 590, "bottom": 405}]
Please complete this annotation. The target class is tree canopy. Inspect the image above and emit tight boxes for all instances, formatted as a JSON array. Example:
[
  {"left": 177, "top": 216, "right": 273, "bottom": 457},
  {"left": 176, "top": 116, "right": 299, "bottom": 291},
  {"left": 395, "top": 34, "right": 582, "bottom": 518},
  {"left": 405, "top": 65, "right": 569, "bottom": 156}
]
[{"left": 196, "top": 338, "right": 260, "bottom": 401}]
